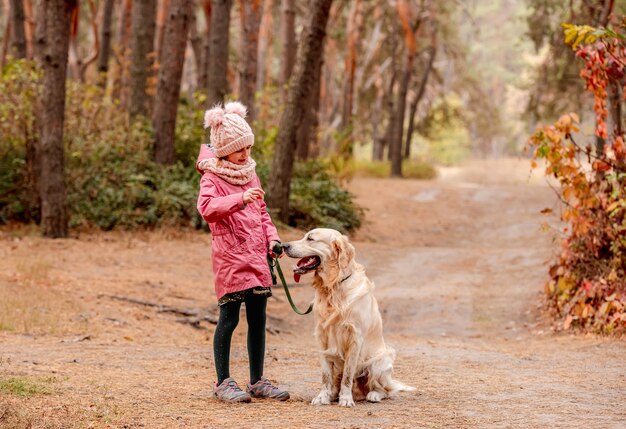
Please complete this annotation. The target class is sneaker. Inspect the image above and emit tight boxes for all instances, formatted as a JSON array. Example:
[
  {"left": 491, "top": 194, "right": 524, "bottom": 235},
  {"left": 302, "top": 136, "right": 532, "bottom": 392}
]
[
  {"left": 247, "top": 376, "right": 290, "bottom": 401},
  {"left": 214, "top": 377, "right": 251, "bottom": 403}
]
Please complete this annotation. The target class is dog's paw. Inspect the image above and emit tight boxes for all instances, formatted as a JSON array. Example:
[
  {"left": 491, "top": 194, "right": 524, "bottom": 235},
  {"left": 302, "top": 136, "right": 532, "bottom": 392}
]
[
  {"left": 366, "top": 391, "right": 385, "bottom": 403},
  {"left": 311, "top": 392, "right": 331, "bottom": 405},
  {"left": 338, "top": 394, "right": 355, "bottom": 407}
]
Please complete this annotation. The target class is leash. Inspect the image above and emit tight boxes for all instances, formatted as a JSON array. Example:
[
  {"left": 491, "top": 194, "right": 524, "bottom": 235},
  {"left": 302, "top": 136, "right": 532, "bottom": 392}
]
[{"left": 268, "top": 243, "right": 313, "bottom": 316}]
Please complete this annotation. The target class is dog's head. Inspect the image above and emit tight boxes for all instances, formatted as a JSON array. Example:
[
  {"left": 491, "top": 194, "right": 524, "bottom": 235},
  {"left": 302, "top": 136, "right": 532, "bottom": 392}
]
[{"left": 282, "top": 228, "right": 355, "bottom": 283}]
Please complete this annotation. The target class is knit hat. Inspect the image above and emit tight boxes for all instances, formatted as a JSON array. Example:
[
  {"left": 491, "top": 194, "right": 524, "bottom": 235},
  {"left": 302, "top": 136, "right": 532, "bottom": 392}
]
[{"left": 203, "top": 102, "right": 254, "bottom": 158}]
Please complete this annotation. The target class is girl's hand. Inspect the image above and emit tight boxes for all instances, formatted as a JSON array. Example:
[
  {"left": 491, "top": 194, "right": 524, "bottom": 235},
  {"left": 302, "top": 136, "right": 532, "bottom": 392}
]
[
  {"left": 269, "top": 240, "right": 283, "bottom": 258},
  {"left": 243, "top": 187, "right": 265, "bottom": 204}
]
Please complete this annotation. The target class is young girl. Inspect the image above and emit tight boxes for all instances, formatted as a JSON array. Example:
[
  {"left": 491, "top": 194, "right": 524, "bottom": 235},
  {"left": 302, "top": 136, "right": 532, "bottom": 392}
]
[{"left": 196, "top": 101, "right": 289, "bottom": 403}]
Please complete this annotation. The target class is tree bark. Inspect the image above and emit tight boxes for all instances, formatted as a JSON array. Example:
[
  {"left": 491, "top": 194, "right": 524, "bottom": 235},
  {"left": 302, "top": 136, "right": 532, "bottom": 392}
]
[
  {"left": 67, "top": 5, "right": 82, "bottom": 80},
  {"left": 1, "top": 8, "right": 11, "bottom": 68},
  {"left": 296, "top": 43, "right": 324, "bottom": 160},
  {"left": 33, "top": 0, "right": 45, "bottom": 61},
  {"left": 97, "top": 0, "right": 115, "bottom": 85},
  {"left": 129, "top": 0, "right": 157, "bottom": 118},
  {"left": 376, "top": 59, "right": 396, "bottom": 161},
  {"left": 371, "top": 66, "right": 385, "bottom": 161},
  {"left": 152, "top": 0, "right": 191, "bottom": 164},
  {"left": 77, "top": 0, "right": 100, "bottom": 81},
  {"left": 267, "top": 0, "right": 333, "bottom": 223},
  {"left": 111, "top": 0, "right": 132, "bottom": 102},
  {"left": 390, "top": 0, "right": 418, "bottom": 177},
  {"left": 206, "top": 0, "right": 232, "bottom": 107},
  {"left": 339, "top": 0, "right": 361, "bottom": 158},
  {"left": 188, "top": 0, "right": 203, "bottom": 90},
  {"left": 278, "top": 0, "right": 295, "bottom": 105},
  {"left": 256, "top": 0, "right": 272, "bottom": 92},
  {"left": 198, "top": 0, "right": 211, "bottom": 90},
  {"left": 26, "top": 0, "right": 47, "bottom": 222},
  {"left": 40, "top": 0, "right": 76, "bottom": 238},
  {"left": 9, "top": 0, "right": 27, "bottom": 58},
  {"left": 23, "top": 0, "right": 34, "bottom": 58},
  {"left": 238, "top": 0, "right": 261, "bottom": 121},
  {"left": 155, "top": 0, "right": 171, "bottom": 64},
  {"left": 404, "top": 43, "right": 436, "bottom": 160}
]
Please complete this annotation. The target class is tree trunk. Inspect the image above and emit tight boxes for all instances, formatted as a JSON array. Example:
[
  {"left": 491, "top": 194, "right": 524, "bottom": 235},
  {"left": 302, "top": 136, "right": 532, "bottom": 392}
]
[
  {"left": 267, "top": 0, "right": 333, "bottom": 223},
  {"left": 278, "top": 0, "right": 295, "bottom": 105},
  {"left": 1, "top": 8, "right": 11, "bottom": 68},
  {"left": 256, "top": 0, "right": 273, "bottom": 120},
  {"left": 23, "top": 0, "right": 34, "bottom": 58},
  {"left": 111, "top": 0, "right": 132, "bottom": 102},
  {"left": 198, "top": 0, "right": 211, "bottom": 90},
  {"left": 206, "top": 0, "right": 232, "bottom": 107},
  {"left": 188, "top": 1, "right": 203, "bottom": 90},
  {"left": 152, "top": 0, "right": 191, "bottom": 164},
  {"left": 376, "top": 61, "right": 396, "bottom": 161},
  {"left": 155, "top": 0, "right": 171, "bottom": 63},
  {"left": 404, "top": 43, "right": 436, "bottom": 159},
  {"left": 390, "top": 0, "right": 418, "bottom": 177},
  {"left": 256, "top": 0, "right": 272, "bottom": 92},
  {"left": 97, "top": 0, "right": 115, "bottom": 86},
  {"left": 390, "top": 54, "right": 411, "bottom": 176},
  {"left": 9, "top": 0, "right": 27, "bottom": 58},
  {"left": 339, "top": 0, "right": 361, "bottom": 158},
  {"left": 33, "top": 0, "right": 46, "bottom": 62},
  {"left": 26, "top": 0, "right": 45, "bottom": 223},
  {"left": 129, "top": 0, "right": 157, "bottom": 118},
  {"left": 296, "top": 43, "right": 324, "bottom": 160},
  {"left": 238, "top": 0, "right": 261, "bottom": 121},
  {"left": 371, "top": 66, "right": 385, "bottom": 161},
  {"left": 67, "top": 5, "right": 82, "bottom": 80},
  {"left": 40, "top": 0, "right": 75, "bottom": 238}
]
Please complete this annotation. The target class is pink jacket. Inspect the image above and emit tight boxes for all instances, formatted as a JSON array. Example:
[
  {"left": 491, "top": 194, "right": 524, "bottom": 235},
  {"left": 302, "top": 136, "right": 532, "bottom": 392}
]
[{"left": 196, "top": 145, "right": 280, "bottom": 300}]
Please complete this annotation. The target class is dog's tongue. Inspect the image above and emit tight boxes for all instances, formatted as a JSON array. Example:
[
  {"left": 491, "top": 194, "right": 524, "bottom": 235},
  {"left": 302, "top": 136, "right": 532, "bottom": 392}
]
[{"left": 294, "top": 273, "right": 301, "bottom": 283}]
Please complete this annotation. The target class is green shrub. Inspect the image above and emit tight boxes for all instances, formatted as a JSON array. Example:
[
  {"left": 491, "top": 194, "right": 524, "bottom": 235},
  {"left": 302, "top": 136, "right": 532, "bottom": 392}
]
[
  {"left": 0, "top": 60, "right": 201, "bottom": 229},
  {"left": 288, "top": 160, "right": 363, "bottom": 233},
  {"left": 0, "top": 60, "right": 362, "bottom": 232},
  {"left": 0, "top": 59, "right": 40, "bottom": 223}
]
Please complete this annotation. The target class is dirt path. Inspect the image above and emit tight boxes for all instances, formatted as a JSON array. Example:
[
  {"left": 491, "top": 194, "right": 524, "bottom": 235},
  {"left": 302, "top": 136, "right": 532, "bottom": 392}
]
[{"left": 1, "top": 159, "right": 625, "bottom": 428}]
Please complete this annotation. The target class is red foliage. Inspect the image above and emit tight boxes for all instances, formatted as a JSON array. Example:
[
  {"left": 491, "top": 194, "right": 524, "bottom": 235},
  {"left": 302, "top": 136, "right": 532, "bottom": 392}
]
[{"left": 529, "top": 25, "right": 626, "bottom": 334}]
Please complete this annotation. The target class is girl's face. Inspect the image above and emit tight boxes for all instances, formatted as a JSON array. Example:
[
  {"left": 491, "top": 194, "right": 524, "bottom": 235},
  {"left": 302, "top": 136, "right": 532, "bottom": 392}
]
[{"left": 225, "top": 145, "right": 252, "bottom": 165}]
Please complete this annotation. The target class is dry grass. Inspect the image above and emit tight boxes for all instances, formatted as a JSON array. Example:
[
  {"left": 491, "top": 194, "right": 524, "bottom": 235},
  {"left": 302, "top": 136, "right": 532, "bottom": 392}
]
[{"left": 0, "top": 252, "right": 86, "bottom": 335}]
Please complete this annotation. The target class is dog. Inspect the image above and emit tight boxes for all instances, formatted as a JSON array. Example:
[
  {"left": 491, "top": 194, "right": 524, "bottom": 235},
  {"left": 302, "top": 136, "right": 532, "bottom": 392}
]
[{"left": 282, "top": 228, "right": 415, "bottom": 407}]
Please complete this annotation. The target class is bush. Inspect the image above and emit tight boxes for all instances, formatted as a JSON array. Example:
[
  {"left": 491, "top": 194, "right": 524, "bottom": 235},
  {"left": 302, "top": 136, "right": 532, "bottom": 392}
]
[
  {"left": 0, "top": 60, "right": 200, "bottom": 229},
  {"left": 0, "top": 62, "right": 362, "bottom": 233},
  {"left": 288, "top": 160, "right": 363, "bottom": 233},
  {"left": 0, "top": 59, "right": 40, "bottom": 223},
  {"left": 529, "top": 25, "right": 626, "bottom": 334}
]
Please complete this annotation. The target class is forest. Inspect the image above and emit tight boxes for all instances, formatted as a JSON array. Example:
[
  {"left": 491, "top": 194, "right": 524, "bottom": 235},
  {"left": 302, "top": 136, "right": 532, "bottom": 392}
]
[{"left": 0, "top": 0, "right": 626, "bottom": 427}]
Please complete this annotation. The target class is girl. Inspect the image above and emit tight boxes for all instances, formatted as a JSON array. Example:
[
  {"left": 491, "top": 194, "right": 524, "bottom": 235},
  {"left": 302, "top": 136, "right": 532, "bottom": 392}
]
[{"left": 196, "top": 102, "right": 289, "bottom": 403}]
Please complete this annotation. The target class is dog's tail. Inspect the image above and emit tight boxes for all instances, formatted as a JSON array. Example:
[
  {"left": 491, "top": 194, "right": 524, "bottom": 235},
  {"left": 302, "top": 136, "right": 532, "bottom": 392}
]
[{"left": 388, "top": 379, "right": 417, "bottom": 393}]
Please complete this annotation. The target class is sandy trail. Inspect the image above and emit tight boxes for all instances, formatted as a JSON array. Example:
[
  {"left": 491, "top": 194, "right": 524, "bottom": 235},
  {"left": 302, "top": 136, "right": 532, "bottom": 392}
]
[{"left": 1, "top": 158, "right": 625, "bottom": 428}]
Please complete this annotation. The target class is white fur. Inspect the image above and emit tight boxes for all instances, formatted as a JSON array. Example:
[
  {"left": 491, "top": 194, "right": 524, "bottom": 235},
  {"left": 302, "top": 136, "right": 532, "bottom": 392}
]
[{"left": 284, "top": 228, "right": 416, "bottom": 407}]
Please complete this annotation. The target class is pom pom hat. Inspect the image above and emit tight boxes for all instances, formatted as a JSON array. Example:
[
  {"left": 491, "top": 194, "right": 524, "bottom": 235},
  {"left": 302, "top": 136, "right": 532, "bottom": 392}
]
[{"left": 204, "top": 101, "right": 254, "bottom": 158}]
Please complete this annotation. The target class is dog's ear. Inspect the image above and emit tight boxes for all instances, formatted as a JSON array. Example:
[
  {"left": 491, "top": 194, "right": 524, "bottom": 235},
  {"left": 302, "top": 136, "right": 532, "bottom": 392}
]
[{"left": 332, "top": 235, "right": 355, "bottom": 271}]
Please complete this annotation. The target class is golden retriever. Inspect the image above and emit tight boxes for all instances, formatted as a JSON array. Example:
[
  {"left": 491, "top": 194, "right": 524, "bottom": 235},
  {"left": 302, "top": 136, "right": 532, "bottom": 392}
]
[{"left": 282, "top": 228, "right": 415, "bottom": 407}]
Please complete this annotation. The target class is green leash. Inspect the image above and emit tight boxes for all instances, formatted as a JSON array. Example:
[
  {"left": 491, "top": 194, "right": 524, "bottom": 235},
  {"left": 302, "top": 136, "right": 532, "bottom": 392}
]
[{"left": 268, "top": 243, "right": 313, "bottom": 316}]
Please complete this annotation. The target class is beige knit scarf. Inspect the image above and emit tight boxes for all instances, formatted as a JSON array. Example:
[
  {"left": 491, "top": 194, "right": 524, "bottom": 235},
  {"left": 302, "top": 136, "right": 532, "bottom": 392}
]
[{"left": 198, "top": 157, "right": 257, "bottom": 185}]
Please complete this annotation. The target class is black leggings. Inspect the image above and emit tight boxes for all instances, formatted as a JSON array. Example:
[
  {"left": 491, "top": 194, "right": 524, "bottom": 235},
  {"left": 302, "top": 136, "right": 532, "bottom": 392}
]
[{"left": 213, "top": 293, "right": 267, "bottom": 385}]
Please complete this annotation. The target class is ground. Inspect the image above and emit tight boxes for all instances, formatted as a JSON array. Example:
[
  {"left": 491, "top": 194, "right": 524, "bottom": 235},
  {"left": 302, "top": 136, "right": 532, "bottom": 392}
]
[{"left": 1, "top": 159, "right": 625, "bottom": 429}]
